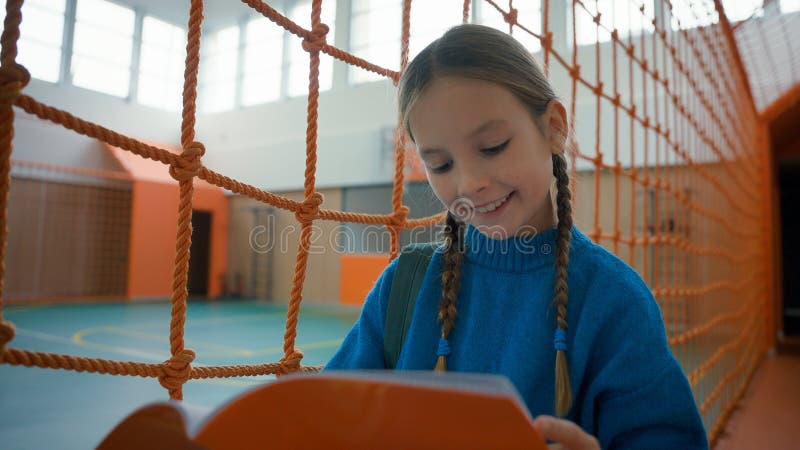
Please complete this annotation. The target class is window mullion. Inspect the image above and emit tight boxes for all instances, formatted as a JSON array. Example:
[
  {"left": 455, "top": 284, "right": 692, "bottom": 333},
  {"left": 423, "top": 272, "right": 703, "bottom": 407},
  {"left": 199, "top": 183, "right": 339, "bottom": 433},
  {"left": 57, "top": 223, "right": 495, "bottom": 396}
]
[
  {"left": 234, "top": 15, "right": 246, "bottom": 110},
  {"left": 129, "top": 8, "right": 144, "bottom": 103},
  {"left": 61, "top": 0, "right": 77, "bottom": 85},
  {"left": 280, "top": 1, "right": 290, "bottom": 100},
  {"left": 333, "top": 0, "right": 351, "bottom": 89}
]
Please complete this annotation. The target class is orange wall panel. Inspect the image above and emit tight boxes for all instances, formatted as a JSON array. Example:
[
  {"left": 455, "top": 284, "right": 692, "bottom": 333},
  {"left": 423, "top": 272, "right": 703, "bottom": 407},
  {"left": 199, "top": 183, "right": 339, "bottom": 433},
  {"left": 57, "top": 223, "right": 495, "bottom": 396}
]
[
  {"left": 127, "top": 180, "right": 228, "bottom": 300},
  {"left": 127, "top": 181, "right": 178, "bottom": 299},
  {"left": 110, "top": 143, "right": 229, "bottom": 300},
  {"left": 339, "top": 254, "right": 390, "bottom": 305}
]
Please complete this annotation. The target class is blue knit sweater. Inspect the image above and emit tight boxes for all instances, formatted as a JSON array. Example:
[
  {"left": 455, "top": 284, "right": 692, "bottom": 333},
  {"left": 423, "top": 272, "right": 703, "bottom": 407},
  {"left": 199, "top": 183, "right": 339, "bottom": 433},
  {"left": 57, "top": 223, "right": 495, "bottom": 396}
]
[{"left": 326, "top": 224, "right": 708, "bottom": 449}]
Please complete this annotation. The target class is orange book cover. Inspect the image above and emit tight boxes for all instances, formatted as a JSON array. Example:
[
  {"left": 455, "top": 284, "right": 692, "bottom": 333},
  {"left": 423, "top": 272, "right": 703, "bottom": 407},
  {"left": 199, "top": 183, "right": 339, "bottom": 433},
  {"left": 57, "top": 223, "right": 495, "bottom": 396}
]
[{"left": 100, "top": 371, "right": 547, "bottom": 450}]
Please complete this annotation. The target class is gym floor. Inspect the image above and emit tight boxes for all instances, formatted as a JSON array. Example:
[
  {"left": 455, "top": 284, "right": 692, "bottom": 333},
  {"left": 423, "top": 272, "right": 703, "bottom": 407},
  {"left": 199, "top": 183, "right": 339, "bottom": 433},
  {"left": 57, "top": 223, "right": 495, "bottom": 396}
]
[
  {"left": 1, "top": 301, "right": 798, "bottom": 449},
  {"left": 0, "top": 300, "right": 359, "bottom": 450}
]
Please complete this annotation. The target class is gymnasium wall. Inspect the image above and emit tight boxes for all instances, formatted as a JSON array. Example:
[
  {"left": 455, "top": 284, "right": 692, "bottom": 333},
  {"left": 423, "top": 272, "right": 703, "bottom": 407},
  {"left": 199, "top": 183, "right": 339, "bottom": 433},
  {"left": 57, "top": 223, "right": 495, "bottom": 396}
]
[
  {"left": 226, "top": 188, "right": 343, "bottom": 304},
  {"left": 6, "top": 175, "right": 132, "bottom": 301}
]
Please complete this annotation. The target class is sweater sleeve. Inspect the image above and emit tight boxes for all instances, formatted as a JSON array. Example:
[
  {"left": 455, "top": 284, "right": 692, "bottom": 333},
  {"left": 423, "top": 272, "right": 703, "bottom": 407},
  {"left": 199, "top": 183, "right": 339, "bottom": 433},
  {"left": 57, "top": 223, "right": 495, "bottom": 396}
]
[
  {"left": 577, "top": 263, "right": 708, "bottom": 450},
  {"left": 324, "top": 257, "right": 399, "bottom": 370},
  {"left": 596, "top": 357, "right": 708, "bottom": 449}
]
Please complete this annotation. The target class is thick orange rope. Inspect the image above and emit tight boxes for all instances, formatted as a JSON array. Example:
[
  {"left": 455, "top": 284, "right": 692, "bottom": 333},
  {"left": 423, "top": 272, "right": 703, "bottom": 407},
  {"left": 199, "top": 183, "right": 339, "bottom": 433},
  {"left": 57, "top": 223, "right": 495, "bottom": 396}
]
[
  {"left": 387, "top": 0, "right": 413, "bottom": 260},
  {"left": 0, "top": 0, "right": 27, "bottom": 364},
  {"left": 151, "top": 0, "right": 204, "bottom": 401},
  {"left": 279, "top": 0, "right": 326, "bottom": 377},
  {"left": 241, "top": 0, "right": 400, "bottom": 83},
  {"left": 0, "top": 2, "right": 781, "bottom": 446}
]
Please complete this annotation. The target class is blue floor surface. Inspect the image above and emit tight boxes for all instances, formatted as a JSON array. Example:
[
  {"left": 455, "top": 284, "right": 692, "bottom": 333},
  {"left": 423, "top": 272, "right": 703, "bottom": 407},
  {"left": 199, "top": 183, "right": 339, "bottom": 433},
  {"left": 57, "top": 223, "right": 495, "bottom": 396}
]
[{"left": 0, "top": 300, "right": 359, "bottom": 450}]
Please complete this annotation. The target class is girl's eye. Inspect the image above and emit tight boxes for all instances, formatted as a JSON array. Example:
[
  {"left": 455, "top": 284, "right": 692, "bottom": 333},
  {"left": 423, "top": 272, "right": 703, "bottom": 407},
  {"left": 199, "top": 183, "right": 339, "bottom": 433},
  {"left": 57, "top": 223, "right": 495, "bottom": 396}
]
[
  {"left": 430, "top": 160, "right": 453, "bottom": 174},
  {"left": 481, "top": 139, "right": 511, "bottom": 155}
]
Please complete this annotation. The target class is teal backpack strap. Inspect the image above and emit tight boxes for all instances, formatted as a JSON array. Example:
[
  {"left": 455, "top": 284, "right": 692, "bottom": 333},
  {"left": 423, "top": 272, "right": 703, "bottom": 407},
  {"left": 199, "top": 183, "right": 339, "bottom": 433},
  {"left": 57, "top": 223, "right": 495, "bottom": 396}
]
[{"left": 383, "top": 242, "right": 439, "bottom": 369}]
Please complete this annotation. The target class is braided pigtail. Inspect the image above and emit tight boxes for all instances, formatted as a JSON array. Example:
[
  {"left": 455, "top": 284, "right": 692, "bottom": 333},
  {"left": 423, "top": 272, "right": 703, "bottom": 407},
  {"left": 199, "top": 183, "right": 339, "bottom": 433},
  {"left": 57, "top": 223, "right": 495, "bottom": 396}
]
[
  {"left": 552, "top": 152, "right": 573, "bottom": 417},
  {"left": 435, "top": 212, "right": 464, "bottom": 371}
]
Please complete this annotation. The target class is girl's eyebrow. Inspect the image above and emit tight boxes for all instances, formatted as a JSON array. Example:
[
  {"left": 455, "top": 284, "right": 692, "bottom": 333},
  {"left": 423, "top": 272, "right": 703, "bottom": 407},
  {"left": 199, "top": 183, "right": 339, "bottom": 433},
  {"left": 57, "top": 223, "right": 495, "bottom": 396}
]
[
  {"left": 419, "top": 119, "right": 508, "bottom": 156},
  {"left": 419, "top": 147, "right": 445, "bottom": 157},
  {"left": 469, "top": 119, "right": 507, "bottom": 138}
]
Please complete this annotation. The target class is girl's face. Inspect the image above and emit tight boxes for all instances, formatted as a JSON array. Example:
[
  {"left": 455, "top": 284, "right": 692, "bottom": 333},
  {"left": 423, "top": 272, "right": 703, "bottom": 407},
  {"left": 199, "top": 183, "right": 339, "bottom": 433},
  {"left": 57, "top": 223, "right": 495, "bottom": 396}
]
[{"left": 407, "top": 76, "right": 562, "bottom": 238}]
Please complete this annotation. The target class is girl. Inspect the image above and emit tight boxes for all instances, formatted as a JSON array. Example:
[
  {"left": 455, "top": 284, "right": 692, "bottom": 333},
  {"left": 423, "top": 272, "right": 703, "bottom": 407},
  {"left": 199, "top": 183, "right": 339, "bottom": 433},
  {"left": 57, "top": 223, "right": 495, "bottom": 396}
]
[{"left": 326, "top": 24, "right": 707, "bottom": 449}]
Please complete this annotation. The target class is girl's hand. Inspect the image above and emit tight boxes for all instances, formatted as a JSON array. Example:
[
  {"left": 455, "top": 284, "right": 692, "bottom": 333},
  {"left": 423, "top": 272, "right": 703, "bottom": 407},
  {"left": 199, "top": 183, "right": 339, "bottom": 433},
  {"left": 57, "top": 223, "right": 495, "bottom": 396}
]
[{"left": 532, "top": 415, "right": 600, "bottom": 450}]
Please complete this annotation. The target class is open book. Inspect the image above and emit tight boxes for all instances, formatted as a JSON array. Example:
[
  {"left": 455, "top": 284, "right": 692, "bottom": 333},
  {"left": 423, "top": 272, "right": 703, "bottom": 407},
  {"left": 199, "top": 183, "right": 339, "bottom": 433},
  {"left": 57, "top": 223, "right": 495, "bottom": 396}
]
[{"left": 99, "top": 371, "right": 547, "bottom": 450}]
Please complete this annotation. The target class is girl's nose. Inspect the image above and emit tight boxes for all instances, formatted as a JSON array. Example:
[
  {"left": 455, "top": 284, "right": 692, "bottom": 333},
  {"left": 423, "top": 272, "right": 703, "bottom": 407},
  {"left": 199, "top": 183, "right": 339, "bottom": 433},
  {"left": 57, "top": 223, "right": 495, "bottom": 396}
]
[{"left": 457, "top": 164, "right": 490, "bottom": 197}]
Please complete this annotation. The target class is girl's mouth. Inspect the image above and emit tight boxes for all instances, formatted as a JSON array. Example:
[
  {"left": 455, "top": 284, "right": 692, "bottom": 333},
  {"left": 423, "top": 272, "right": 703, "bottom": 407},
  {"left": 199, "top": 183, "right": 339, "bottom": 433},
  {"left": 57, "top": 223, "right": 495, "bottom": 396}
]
[{"left": 474, "top": 191, "right": 514, "bottom": 216}]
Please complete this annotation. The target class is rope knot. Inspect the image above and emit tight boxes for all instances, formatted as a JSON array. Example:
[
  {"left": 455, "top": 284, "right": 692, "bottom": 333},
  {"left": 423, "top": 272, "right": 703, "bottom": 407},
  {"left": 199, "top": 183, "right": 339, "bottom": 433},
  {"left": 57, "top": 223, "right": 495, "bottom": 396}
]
[
  {"left": 540, "top": 32, "right": 554, "bottom": 50},
  {"left": 294, "top": 192, "right": 323, "bottom": 223},
  {"left": 0, "top": 321, "right": 15, "bottom": 362},
  {"left": 158, "top": 349, "right": 195, "bottom": 391},
  {"left": 276, "top": 349, "right": 304, "bottom": 376},
  {"left": 169, "top": 141, "right": 205, "bottom": 181},
  {"left": 594, "top": 152, "right": 604, "bottom": 166},
  {"left": 503, "top": 8, "right": 518, "bottom": 25},
  {"left": 0, "top": 64, "right": 30, "bottom": 102},
  {"left": 302, "top": 23, "right": 329, "bottom": 52},
  {"left": 390, "top": 206, "right": 409, "bottom": 228},
  {"left": 569, "top": 65, "right": 581, "bottom": 79}
]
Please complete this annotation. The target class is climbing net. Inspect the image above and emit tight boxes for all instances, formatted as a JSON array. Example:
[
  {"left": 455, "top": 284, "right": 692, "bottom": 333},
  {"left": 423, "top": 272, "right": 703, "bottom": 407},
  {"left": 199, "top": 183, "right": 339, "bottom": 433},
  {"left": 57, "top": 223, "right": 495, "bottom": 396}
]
[{"left": 0, "top": 0, "right": 778, "bottom": 445}]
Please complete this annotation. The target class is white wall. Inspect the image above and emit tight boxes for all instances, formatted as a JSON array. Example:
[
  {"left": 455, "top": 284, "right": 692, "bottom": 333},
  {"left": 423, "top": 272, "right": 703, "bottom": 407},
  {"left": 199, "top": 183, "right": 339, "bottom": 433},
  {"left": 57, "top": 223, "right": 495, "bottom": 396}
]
[
  {"left": 13, "top": 78, "right": 182, "bottom": 169},
  {"left": 197, "top": 79, "right": 399, "bottom": 192},
  {"left": 10, "top": 0, "right": 741, "bottom": 193}
]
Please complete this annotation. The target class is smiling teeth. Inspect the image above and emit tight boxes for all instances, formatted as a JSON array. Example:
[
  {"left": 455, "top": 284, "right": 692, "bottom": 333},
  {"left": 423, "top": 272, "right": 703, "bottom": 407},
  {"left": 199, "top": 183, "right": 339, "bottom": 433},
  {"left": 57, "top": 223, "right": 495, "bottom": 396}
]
[{"left": 475, "top": 194, "right": 510, "bottom": 213}]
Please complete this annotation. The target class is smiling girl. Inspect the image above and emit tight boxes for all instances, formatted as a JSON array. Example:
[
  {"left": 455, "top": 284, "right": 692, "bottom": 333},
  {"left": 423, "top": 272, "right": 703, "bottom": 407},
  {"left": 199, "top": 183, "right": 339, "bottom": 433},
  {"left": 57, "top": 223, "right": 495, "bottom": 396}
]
[{"left": 326, "top": 24, "right": 707, "bottom": 449}]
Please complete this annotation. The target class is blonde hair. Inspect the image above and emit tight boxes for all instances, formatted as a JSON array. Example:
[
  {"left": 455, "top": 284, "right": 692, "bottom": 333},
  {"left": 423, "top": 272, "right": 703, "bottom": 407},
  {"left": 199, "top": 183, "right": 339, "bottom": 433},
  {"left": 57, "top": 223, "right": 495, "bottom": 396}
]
[{"left": 398, "top": 24, "right": 574, "bottom": 417}]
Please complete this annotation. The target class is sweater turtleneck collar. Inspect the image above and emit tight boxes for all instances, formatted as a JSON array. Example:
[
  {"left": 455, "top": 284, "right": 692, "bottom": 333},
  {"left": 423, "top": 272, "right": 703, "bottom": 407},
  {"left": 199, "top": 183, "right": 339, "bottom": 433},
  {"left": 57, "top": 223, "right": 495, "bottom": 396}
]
[{"left": 460, "top": 223, "right": 586, "bottom": 272}]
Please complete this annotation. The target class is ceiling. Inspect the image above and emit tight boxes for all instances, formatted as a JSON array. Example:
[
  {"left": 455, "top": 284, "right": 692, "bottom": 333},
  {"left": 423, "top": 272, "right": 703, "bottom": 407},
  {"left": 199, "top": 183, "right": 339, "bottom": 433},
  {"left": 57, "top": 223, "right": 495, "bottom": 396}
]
[
  {"left": 732, "top": 3, "right": 800, "bottom": 159},
  {"left": 734, "top": 3, "right": 799, "bottom": 112}
]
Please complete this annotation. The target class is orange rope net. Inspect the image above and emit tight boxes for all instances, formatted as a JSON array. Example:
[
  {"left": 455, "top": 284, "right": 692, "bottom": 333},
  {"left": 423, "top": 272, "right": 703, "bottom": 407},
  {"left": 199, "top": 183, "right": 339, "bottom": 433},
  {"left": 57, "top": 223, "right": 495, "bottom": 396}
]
[{"left": 0, "top": 0, "right": 779, "bottom": 445}]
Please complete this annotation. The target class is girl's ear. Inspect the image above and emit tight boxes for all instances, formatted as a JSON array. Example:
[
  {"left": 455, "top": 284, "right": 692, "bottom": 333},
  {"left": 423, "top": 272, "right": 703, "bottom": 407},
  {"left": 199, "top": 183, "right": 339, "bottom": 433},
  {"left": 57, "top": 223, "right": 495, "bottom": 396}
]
[{"left": 544, "top": 101, "right": 568, "bottom": 155}]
